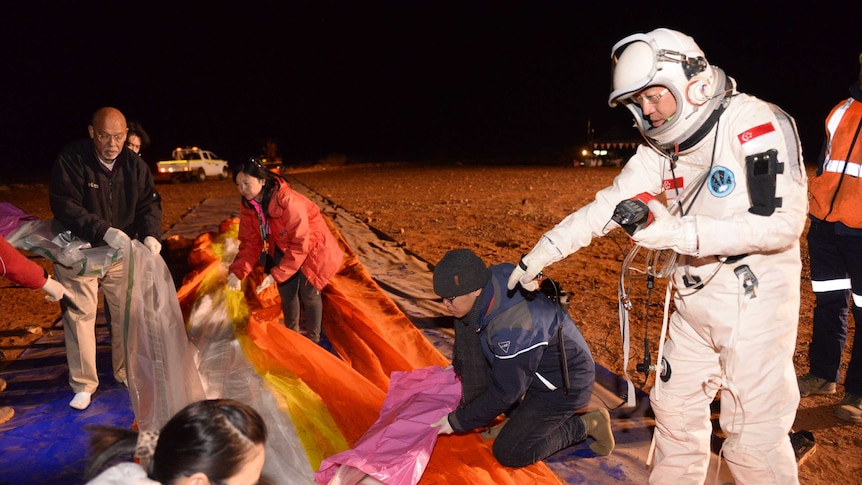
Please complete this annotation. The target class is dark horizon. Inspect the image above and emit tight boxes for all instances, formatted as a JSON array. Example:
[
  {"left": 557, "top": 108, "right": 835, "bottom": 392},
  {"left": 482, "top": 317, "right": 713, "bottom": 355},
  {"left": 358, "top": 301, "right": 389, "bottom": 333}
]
[{"left": 1, "top": 2, "right": 857, "bottom": 183}]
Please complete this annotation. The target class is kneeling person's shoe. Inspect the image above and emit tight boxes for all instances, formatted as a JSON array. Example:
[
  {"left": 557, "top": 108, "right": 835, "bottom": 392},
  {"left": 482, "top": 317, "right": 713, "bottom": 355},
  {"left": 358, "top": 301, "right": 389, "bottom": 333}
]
[
  {"left": 798, "top": 373, "right": 836, "bottom": 397},
  {"left": 581, "top": 408, "right": 615, "bottom": 456},
  {"left": 834, "top": 393, "right": 862, "bottom": 423}
]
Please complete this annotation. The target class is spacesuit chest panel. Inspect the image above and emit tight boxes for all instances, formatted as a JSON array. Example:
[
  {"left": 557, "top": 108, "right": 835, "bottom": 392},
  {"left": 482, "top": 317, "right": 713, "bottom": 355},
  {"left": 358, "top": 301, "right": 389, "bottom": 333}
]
[{"left": 672, "top": 118, "right": 764, "bottom": 220}]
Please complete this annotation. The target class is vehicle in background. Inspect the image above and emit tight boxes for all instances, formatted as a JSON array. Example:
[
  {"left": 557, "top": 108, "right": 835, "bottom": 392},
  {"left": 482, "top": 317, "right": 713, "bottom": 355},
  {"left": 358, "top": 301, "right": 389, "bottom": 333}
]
[
  {"left": 155, "top": 147, "right": 229, "bottom": 183},
  {"left": 259, "top": 156, "right": 283, "bottom": 173},
  {"left": 259, "top": 138, "right": 283, "bottom": 173}
]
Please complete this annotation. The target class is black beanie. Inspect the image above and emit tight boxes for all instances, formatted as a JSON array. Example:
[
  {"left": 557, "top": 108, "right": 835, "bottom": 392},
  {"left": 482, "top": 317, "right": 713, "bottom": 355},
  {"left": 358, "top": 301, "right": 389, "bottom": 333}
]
[{"left": 433, "top": 249, "right": 491, "bottom": 298}]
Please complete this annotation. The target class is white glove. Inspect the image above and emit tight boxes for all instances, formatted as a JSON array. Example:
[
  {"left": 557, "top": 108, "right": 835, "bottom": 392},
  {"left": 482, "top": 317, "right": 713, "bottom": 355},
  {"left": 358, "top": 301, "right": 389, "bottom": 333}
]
[
  {"left": 631, "top": 200, "right": 699, "bottom": 255},
  {"left": 41, "top": 276, "right": 66, "bottom": 302},
  {"left": 227, "top": 273, "right": 242, "bottom": 291},
  {"left": 431, "top": 415, "right": 454, "bottom": 435},
  {"left": 103, "top": 227, "right": 130, "bottom": 249},
  {"left": 256, "top": 274, "right": 275, "bottom": 293},
  {"left": 506, "top": 235, "right": 563, "bottom": 291},
  {"left": 143, "top": 236, "right": 162, "bottom": 255}
]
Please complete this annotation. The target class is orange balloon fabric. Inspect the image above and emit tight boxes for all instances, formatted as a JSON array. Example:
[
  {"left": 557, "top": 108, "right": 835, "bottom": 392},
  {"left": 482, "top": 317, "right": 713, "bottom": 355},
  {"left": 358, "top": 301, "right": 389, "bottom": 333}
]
[{"left": 177, "top": 217, "right": 562, "bottom": 484}]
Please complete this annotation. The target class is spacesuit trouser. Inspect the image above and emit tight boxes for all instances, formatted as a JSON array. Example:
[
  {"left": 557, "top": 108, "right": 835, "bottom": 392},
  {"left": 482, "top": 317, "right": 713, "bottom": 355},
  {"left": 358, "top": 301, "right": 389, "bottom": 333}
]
[
  {"left": 649, "top": 309, "right": 799, "bottom": 485},
  {"left": 277, "top": 270, "right": 322, "bottom": 343},
  {"left": 807, "top": 221, "right": 862, "bottom": 395},
  {"left": 54, "top": 259, "right": 127, "bottom": 394}
]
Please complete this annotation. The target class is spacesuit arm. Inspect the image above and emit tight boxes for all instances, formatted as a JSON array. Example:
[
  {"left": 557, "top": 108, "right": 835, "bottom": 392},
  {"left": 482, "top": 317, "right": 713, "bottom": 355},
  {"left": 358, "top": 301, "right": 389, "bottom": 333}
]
[
  {"left": 543, "top": 146, "right": 666, "bottom": 255},
  {"left": 694, "top": 203, "right": 806, "bottom": 256}
]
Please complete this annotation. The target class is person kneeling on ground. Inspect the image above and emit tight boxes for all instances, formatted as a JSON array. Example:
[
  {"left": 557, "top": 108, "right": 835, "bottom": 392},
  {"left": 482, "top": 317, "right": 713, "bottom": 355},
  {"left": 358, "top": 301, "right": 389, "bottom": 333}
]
[
  {"left": 429, "top": 248, "right": 614, "bottom": 467},
  {"left": 84, "top": 399, "right": 267, "bottom": 485}
]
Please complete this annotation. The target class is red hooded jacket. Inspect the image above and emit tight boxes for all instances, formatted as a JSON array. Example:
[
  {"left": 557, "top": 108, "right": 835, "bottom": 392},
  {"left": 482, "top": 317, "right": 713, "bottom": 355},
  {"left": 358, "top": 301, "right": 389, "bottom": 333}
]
[{"left": 229, "top": 178, "right": 343, "bottom": 290}]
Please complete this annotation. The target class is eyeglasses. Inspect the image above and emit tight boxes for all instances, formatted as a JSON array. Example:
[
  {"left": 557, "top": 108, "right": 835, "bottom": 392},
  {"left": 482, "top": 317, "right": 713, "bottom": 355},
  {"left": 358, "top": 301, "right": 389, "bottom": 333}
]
[
  {"left": 95, "top": 132, "right": 126, "bottom": 143},
  {"left": 444, "top": 296, "right": 457, "bottom": 304},
  {"left": 631, "top": 88, "right": 669, "bottom": 105}
]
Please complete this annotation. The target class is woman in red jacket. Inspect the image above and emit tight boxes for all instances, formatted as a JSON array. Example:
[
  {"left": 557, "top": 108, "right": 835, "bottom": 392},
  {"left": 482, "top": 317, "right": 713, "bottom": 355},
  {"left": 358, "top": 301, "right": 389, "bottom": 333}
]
[
  {"left": 1, "top": 234, "right": 68, "bottom": 423},
  {"left": 227, "top": 159, "right": 343, "bottom": 343}
]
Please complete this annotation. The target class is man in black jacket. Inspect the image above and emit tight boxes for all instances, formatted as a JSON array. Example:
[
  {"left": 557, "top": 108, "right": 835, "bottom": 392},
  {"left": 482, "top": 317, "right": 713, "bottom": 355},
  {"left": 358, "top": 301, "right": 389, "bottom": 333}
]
[
  {"left": 429, "top": 248, "right": 614, "bottom": 467},
  {"left": 49, "top": 107, "right": 162, "bottom": 410}
]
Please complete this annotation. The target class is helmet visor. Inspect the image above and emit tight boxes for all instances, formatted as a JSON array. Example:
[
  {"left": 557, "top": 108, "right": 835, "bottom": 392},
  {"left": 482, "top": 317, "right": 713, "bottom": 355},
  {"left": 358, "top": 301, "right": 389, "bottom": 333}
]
[
  {"left": 609, "top": 33, "right": 658, "bottom": 107},
  {"left": 609, "top": 32, "right": 704, "bottom": 107}
]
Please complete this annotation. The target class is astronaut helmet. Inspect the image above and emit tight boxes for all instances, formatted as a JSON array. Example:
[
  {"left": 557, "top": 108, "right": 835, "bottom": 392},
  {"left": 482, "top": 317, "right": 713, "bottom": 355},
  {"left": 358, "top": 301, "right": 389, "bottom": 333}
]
[{"left": 608, "top": 28, "right": 730, "bottom": 154}]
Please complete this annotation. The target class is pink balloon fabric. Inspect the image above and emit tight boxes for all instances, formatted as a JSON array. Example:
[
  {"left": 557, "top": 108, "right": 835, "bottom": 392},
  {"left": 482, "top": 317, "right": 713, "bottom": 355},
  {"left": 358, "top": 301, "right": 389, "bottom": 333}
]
[{"left": 315, "top": 365, "right": 461, "bottom": 485}]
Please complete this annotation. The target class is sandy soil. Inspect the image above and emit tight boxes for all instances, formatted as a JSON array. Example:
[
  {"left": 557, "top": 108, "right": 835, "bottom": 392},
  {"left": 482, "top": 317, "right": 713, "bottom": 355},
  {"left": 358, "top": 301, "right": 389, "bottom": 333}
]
[{"left": 0, "top": 162, "right": 858, "bottom": 482}]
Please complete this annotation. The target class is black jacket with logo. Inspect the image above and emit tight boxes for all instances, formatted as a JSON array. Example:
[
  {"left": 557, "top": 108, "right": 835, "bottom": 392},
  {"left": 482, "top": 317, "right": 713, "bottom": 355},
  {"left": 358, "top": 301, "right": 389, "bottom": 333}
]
[{"left": 49, "top": 139, "right": 162, "bottom": 244}]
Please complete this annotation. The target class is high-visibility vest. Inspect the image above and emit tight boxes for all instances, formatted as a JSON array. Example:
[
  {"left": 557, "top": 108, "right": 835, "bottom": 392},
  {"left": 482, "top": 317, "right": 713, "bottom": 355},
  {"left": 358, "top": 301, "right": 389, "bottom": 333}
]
[{"left": 809, "top": 97, "right": 862, "bottom": 227}]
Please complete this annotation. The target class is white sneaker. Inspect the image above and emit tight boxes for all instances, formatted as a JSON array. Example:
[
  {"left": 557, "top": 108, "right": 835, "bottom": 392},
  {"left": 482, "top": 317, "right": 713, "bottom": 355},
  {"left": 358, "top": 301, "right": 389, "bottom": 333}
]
[{"left": 69, "top": 392, "right": 92, "bottom": 410}]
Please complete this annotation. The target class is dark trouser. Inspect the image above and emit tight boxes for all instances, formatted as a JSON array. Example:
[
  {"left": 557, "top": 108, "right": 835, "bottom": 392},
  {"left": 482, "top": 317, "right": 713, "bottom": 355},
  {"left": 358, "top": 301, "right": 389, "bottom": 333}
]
[
  {"left": 277, "top": 271, "right": 322, "bottom": 343},
  {"left": 492, "top": 389, "right": 587, "bottom": 468},
  {"left": 808, "top": 221, "right": 862, "bottom": 395}
]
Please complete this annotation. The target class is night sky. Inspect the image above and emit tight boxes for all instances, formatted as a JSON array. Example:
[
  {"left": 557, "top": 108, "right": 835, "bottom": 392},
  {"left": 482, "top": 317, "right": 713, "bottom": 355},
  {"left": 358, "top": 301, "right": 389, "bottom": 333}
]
[{"left": 1, "top": 2, "right": 858, "bottom": 182}]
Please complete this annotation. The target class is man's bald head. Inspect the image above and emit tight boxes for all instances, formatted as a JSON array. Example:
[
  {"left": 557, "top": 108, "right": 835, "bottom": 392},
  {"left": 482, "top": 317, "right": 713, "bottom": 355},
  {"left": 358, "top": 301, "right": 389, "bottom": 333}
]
[{"left": 91, "top": 107, "right": 126, "bottom": 128}]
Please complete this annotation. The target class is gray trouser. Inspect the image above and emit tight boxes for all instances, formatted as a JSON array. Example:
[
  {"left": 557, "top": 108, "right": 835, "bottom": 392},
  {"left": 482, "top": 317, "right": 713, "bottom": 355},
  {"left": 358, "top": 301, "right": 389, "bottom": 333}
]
[{"left": 277, "top": 270, "right": 322, "bottom": 342}]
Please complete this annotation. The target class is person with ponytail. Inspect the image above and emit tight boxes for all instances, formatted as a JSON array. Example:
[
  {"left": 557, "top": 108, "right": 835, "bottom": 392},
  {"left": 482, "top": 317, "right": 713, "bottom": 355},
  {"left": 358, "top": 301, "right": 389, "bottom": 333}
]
[{"left": 85, "top": 399, "right": 267, "bottom": 485}]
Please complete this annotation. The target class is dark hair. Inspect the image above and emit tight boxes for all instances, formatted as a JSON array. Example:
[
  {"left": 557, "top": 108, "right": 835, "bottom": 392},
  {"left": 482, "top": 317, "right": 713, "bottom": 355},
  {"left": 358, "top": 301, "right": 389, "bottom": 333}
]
[
  {"left": 126, "top": 121, "right": 151, "bottom": 149},
  {"left": 85, "top": 399, "right": 267, "bottom": 483},
  {"left": 233, "top": 157, "right": 286, "bottom": 211}
]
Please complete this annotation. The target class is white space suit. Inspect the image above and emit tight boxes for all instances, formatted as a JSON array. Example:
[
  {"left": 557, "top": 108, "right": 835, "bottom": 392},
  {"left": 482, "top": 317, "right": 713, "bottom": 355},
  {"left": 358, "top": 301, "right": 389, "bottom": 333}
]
[{"left": 509, "top": 28, "right": 807, "bottom": 484}]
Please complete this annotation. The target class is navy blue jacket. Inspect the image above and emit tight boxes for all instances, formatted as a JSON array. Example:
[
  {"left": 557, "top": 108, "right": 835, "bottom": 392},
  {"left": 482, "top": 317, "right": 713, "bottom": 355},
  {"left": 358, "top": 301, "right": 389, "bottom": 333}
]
[{"left": 450, "top": 263, "right": 595, "bottom": 432}]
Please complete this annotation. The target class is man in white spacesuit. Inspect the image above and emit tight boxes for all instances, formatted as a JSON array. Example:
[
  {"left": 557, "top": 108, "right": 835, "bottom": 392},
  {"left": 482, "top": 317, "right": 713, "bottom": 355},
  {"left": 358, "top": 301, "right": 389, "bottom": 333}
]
[{"left": 508, "top": 28, "right": 807, "bottom": 484}]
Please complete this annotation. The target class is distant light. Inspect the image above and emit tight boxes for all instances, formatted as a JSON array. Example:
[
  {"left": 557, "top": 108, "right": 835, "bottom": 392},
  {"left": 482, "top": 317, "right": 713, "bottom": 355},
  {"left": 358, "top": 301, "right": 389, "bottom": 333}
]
[
  {"left": 593, "top": 149, "right": 607, "bottom": 156},
  {"left": 581, "top": 149, "right": 588, "bottom": 156}
]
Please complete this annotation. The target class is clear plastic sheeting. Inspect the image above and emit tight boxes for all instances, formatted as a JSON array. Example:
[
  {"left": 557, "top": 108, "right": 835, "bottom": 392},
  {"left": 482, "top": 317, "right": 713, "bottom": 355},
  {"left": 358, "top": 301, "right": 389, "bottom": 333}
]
[
  {"left": 187, "top": 280, "right": 321, "bottom": 482},
  {"left": 10, "top": 218, "right": 119, "bottom": 278},
  {"left": 124, "top": 241, "right": 207, "bottom": 432},
  {"left": 11, "top": 217, "right": 208, "bottom": 432},
  {"left": 14, "top": 216, "right": 334, "bottom": 483},
  {"left": 316, "top": 366, "right": 461, "bottom": 485}
]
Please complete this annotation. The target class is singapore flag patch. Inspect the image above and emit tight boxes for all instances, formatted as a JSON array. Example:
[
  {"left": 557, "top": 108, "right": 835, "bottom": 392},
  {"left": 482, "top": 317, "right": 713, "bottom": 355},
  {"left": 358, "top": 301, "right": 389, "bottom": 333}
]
[
  {"left": 663, "top": 176, "right": 684, "bottom": 201},
  {"left": 737, "top": 122, "right": 777, "bottom": 154}
]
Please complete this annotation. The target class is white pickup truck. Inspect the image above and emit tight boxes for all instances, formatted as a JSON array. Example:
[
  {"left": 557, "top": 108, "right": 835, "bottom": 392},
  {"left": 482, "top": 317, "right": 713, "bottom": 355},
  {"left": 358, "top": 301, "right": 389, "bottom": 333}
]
[{"left": 155, "top": 147, "right": 230, "bottom": 183}]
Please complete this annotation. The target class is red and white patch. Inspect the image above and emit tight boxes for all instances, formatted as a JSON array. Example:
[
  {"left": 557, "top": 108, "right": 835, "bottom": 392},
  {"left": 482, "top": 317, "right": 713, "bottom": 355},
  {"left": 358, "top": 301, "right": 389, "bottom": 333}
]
[
  {"left": 663, "top": 177, "right": 684, "bottom": 200},
  {"left": 662, "top": 177, "right": 684, "bottom": 192},
  {"left": 737, "top": 122, "right": 775, "bottom": 145}
]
